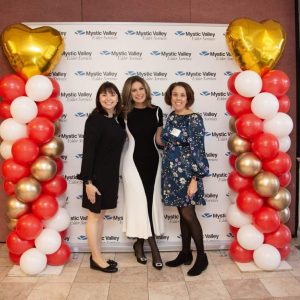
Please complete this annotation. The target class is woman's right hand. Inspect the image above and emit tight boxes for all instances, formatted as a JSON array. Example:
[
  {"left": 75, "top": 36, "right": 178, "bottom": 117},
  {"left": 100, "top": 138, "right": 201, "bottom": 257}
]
[{"left": 85, "top": 183, "right": 101, "bottom": 204}]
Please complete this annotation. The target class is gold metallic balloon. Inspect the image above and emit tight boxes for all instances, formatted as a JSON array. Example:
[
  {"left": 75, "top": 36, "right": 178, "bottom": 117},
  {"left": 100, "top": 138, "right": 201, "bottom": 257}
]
[
  {"left": 278, "top": 208, "right": 290, "bottom": 224},
  {"left": 15, "top": 177, "right": 41, "bottom": 203},
  {"left": 253, "top": 171, "right": 280, "bottom": 197},
  {"left": 40, "top": 136, "right": 64, "bottom": 158},
  {"left": 31, "top": 155, "right": 57, "bottom": 182},
  {"left": 54, "top": 121, "right": 61, "bottom": 135},
  {"left": 235, "top": 152, "right": 262, "bottom": 177},
  {"left": 227, "top": 133, "right": 251, "bottom": 156},
  {"left": 226, "top": 18, "right": 286, "bottom": 75},
  {"left": 6, "top": 195, "right": 30, "bottom": 219},
  {"left": 266, "top": 187, "right": 291, "bottom": 211},
  {"left": 229, "top": 117, "right": 236, "bottom": 133},
  {"left": 1, "top": 23, "right": 64, "bottom": 79},
  {"left": 7, "top": 218, "right": 18, "bottom": 231}
]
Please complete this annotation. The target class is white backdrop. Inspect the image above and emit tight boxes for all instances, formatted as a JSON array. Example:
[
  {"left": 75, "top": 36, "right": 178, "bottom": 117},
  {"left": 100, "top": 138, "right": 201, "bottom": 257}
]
[{"left": 28, "top": 22, "right": 239, "bottom": 252}]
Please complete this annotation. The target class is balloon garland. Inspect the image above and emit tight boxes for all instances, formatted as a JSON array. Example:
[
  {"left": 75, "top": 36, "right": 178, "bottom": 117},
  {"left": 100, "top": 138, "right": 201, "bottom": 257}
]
[
  {"left": 0, "top": 24, "right": 71, "bottom": 274},
  {"left": 226, "top": 18, "right": 292, "bottom": 270}
]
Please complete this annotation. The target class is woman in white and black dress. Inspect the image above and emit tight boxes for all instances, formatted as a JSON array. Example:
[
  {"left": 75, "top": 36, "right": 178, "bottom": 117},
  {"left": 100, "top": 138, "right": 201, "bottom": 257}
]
[
  {"left": 122, "top": 76, "right": 164, "bottom": 270},
  {"left": 77, "top": 82, "right": 125, "bottom": 273}
]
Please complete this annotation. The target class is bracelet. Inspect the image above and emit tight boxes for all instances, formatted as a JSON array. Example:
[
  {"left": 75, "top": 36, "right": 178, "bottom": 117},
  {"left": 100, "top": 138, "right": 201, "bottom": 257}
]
[{"left": 192, "top": 176, "right": 199, "bottom": 182}]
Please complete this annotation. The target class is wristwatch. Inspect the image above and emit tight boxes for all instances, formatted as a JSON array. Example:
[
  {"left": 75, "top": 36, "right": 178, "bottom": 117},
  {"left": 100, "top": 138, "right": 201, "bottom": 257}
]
[{"left": 192, "top": 176, "right": 199, "bottom": 181}]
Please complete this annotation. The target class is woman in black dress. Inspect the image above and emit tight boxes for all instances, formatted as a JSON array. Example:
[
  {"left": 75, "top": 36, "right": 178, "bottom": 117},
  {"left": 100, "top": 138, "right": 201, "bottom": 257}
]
[
  {"left": 122, "top": 76, "right": 164, "bottom": 269},
  {"left": 77, "top": 82, "right": 125, "bottom": 273}
]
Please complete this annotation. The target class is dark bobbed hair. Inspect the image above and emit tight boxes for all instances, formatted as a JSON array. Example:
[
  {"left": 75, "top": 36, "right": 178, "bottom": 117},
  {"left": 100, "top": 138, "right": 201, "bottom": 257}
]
[
  {"left": 122, "top": 76, "right": 153, "bottom": 118},
  {"left": 93, "top": 81, "right": 122, "bottom": 116},
  {"left": 164, "top": 82, "right": 195, "bottom": 108}
]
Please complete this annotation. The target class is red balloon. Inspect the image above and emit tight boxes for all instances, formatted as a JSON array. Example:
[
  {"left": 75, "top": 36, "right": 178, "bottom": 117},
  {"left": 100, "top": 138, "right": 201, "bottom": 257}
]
[
  {"left": 264, "top": 224, "right": 292, "bottom": 248},
  {"left": 6, "top": 230, "right": 35, "bottom": 255},
  {"left": 42, "top": 174, "right": 67, "bottom": 196},
  {"left": 47, "top": 242, "right": 71, "bottom": 266},
  {"left": 0, "top": 101, "right": 12, "bottom": 119},
  {"left": 226, "top": 94, "right": 252, "bottom": 118},
  {"left": 9, "top": 252, "right": 21, "bottom": 264},
  {"left": 229, "top": 154, "right": 237, "bottom": 169},
  {"left": 262, "top": 70, "right": 290, "bottom": 97},
  {"left": 1, "top": 158, "right": 30, "bottom": 183},
  {"left": 253, "top": 207, "right": 280, "bottom": 233},
  {"left": 236, "top": 188, "right": 264, "bottom": 214},
  {"left": 235, "top": 113, "right": 263, "bottom": 140},
  {"left": 37, "top": 97, "right": 64, "bottom": 122},
  {"left": 227, "top": 170, "right": 253, "bottom": 192},
  {"left": 278, "top": 172, "right": 291, "bottom": 187},
  {"left": 278, "top": 243, "right": 290, "bottom": 260},
  {"left": 229, "top": 240, "right": 253, "bottom": 263},
  {"left": 227, "top": 72, "right": 240, "bottom": 94},
  {"left": 59, "top": 229, "right": 68, "bottom": 240},
  {"left": 252, "top": 133, "right": 279, "bottom": 161},
  {"left": 262, "top": 152, "right": 291, "bottom": 176},
  {"left": 3, "top": 180, "right": 16, "bottom": 195},
  {"left": 55, "top": 158, "right": 64, "bottom": 174},
  {"left": 49, "top": 77, "right": 60, "bottom": 98},
  {"left": 27, "top": 117, "right": 55, "bottom": 145},
  {"left": 230, "top": 225, "right": 239, "bottom": 237},
  {"left": 16, "top": 214, "right": 43, "bottom": 240},
  {"left": 0, "top": 74, "right": 26, "bottom": 103},
  {"left": 278, "top": 95, "right": 290, "bottom": 113},
  {"left": 11, "top": 138, "right": 39, "bottom": 165},
  {"left": 32, "top": 194, "right": 58, "bottom": 220}
]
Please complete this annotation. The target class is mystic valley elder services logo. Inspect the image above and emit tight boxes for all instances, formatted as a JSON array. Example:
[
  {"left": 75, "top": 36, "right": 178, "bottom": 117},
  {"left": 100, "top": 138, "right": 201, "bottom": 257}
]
[
  {"left": 125, "top": 71, "right": 167, "bottom": 81},
  {"left": 201, "top": 212, "right": 226, "bottom": 223},
  {"left": 62, "top": 50, "right": 92, "bottom": 61},
  {"left": 125, "top": 29, "right": 167, "bottom": 40},
  {"left": 60, "top": 91, "right": 92, "bottom": 102},
  {"left": 199, "top": 51, "right": 232, "bottom": 61},
  {"left": 174, "top": 30, "right": 216, "bottom": 40},
  {"left": 200, "top": 90, "right": 231, "bottom": 101},
  {"left": 150, "top": 50, "right": 191, "bottom": 61},
  {"left": 99, "top": 50, "right": 143, "bottom": 61},
  {"left": 74, "top": 29, "right": 117, "bottom": 40},
  {"left": 74, "top": 70, "right": 118, "bottom": 81},
  {"left": 175, "top": 71, "right": 216, "bottom": 81}
]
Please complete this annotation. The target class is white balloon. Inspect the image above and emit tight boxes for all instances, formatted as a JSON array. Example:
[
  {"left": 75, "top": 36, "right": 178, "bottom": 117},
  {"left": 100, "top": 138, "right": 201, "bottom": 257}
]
[
  {"left": 57, "top": 195, "right": 67, "bottom": 207},
  {"left": 10, "top": 96, "right": 38, "bottom": 124},
  {"left": 237, "top": 224, "right": 264, "bottom": 250},
  {"left": 25, "top": 75, "right": 53, "bottom": 101},
  {"left": 0, "top": 140, "right": 13, "bottom": 159},
  {"left": 20, "top": 248, "right": 47, "bottom": 275},
  {"left": 263, "top": 112, "right": 293, "bottom": 138},
  {"left": 226, "top": 203, "right": 252, "bottom": 228},
  {"left": 253, "top": 244, "right": 281, "bottom": 271},
  {"left": 229, "top": 190, "right": 238, "bottom": 203},
  {"left": 44, "top": 207, "right": 70, "bottom": 231},
  {"left": 234, "top": 70, "right": 262, "bottom": 97},
  {"left": 35, "top": 228, "right": 62, "bottom": 255},
  {"left": 278, "top": 136, "right": 291, "bottom": 152},
  {"left": 0, "top": 118, "right": 27, "bottom": 142},
  {"left": 251, "top": 92, "right": 279, "bottom": 120}
]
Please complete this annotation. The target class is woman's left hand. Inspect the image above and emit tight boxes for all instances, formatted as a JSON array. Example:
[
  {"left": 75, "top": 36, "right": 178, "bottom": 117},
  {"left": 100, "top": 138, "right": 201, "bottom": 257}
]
[{"left": 187, "top": 178, "right": 198, "bottom": 199}]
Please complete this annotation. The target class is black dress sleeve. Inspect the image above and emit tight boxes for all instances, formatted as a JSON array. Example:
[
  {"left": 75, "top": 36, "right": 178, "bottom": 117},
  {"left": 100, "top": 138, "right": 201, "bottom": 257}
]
[
  {"left": 157, "top": 106, "right": 163, "bottom": 127},
  {"left": 77, "top": 112, "right": 103, "bottom": 181}
]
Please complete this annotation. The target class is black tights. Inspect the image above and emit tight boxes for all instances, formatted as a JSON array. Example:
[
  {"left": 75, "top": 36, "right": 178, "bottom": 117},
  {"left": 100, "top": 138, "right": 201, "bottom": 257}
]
[{"left": 177, "top": 206, "right": 204, "bottom": 256}]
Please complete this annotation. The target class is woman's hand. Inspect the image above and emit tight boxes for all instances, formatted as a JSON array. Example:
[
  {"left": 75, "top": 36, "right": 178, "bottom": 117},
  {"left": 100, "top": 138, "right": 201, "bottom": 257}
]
[
  {"left": 187, "top": 177, "right": 198, "bottom": 199},
  {"left": 85, "top": 183, "right": 101, "bottom": 204}
]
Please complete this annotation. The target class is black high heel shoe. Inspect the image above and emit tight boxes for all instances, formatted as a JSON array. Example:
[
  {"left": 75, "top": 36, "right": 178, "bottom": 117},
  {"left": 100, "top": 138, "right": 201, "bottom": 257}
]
[
  {"left": 165, "top": 251, "right": 193, "bottom": 267},
  {"left": 133, "top": 242, "right": 147, "bottom": 264},
  {"left": 90, "top": 255, "right": 118, "bottom": 273},
  {"left": 152, "top": 260, "right": 163, "bottom": 270}
]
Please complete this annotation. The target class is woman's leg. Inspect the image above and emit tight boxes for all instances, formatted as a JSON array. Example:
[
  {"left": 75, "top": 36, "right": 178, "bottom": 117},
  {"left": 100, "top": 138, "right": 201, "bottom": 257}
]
[
  {"left": 179, "top": 205, "right": 208, "bottom": 276},
  {"left": 86, "top": 210, "right": 109, "bottom": 268},
  {"left": 148, "top": 236, "right": 163, "bottom": 269}
]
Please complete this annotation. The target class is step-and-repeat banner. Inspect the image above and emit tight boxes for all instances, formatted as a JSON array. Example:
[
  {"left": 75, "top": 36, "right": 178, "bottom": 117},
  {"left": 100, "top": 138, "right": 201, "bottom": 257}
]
[{"left": 28, "top": 22, "right": 239, "bottom": 252}]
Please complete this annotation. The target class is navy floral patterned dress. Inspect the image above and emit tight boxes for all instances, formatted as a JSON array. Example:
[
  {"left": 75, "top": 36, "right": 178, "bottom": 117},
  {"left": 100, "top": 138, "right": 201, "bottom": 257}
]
[{"left": 161, "top": 112, "right": 209, "bottom": 207}]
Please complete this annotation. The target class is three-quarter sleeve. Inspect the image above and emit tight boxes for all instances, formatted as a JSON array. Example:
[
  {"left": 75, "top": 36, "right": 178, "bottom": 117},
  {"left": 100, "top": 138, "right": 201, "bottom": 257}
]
[
  {"left": 187, "top": 114, "right": 209, "bottom": 178},
  {"left": 77, "top": 113, "right": 103, "bottom": 181}
]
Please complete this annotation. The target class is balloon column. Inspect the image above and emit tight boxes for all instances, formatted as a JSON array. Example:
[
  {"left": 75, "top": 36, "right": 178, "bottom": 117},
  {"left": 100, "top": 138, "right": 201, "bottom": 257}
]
[
  {"left": 226, "top": 18, "right": 292, "bottom": 270},
  {"left": 0, "top": 24, "right": 71, "bottom": 275}
]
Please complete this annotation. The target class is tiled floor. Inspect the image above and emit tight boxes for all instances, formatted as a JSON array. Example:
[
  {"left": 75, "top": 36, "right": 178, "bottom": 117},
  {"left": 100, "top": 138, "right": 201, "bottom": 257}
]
[{"left": 1, "top": 240, "right": 300, "bottom": 300}]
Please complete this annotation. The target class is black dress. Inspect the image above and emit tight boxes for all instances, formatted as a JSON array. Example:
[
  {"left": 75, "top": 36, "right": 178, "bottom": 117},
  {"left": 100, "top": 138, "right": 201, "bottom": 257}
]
[{"left": 77, "top": 110, "right": 126, "bottom": 213}]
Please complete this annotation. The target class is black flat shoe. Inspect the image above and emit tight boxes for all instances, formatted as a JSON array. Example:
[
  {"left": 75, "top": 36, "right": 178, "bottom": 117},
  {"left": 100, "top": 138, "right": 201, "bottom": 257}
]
[
  {"left": 90, "top": 255, "right": 118, "bottom": 273},
  {"left": 107, "top": 259, "right": 118, "bottom": 267},
  {"left": 152, "top": 261, "right": 163, "bottom": 270},
  {"left": 187, "top": 253, "right": 208, "bottom": 276},
  {"left": 133, "top": 242, "right": 147, "bottom": 264},
  {"left": 166, "top": 251, "right": 193, "bottom": 267}
]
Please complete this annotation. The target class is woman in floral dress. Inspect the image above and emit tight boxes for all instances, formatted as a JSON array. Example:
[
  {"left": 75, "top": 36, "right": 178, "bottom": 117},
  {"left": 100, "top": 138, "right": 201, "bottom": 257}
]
[{"left": 161, "top": 82, "right": 209, "bottom": 276}]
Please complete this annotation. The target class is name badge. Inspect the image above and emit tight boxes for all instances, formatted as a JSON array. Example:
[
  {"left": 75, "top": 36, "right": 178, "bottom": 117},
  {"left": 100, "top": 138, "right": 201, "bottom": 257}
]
[{"left": 171, "top": 128, "right": 181, "bottom": 137}]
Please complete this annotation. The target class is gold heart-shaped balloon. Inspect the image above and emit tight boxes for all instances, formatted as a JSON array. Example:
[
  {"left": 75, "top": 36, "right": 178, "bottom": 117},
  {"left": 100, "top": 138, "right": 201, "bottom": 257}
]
[
  {"left": 1, "top": 23, "right": 64, "bottom": 79},
  {"left": 226, "top": 18, "right": 286, "bottom": 75}
]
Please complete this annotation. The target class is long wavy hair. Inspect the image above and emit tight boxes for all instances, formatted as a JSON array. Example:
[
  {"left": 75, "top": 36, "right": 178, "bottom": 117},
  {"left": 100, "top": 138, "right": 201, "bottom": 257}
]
[
  {"left": 93, "top": 81, "right": 122, "bottom": 116},
  {"left": 122, "top": 76, "right": 153, "bottom": 118}
]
